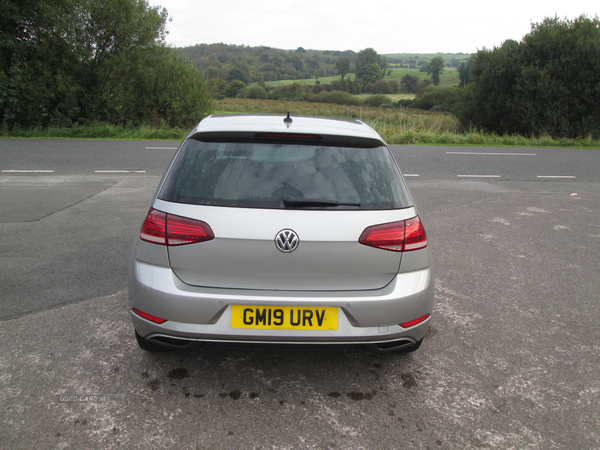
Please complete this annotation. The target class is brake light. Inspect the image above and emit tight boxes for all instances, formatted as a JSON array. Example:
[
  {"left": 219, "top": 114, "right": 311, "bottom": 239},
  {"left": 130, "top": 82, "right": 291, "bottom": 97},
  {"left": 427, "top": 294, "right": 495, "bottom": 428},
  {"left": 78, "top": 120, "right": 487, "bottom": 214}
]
[
  {"left": 359, "top": 221, "right": 405, "bottom": 251},
  {"left": 166, "top": 214, "right": 214, "bottom": 245},
  {"left": 359, "top": 216, "right": 428, "bottom": 252},
  {"left": 139, "top": 209, "right": 214, "bottom": 246},
  {"left": 254, "top": 133, "right": 322, "bottom": 140}
]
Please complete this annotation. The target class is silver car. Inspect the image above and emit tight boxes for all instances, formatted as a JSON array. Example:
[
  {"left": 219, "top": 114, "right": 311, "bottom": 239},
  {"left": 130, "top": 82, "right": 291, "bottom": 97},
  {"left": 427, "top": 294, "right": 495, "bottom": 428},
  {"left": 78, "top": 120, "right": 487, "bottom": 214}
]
[{"left": 128, "top": 114, "right": 434, "bottom": 353}]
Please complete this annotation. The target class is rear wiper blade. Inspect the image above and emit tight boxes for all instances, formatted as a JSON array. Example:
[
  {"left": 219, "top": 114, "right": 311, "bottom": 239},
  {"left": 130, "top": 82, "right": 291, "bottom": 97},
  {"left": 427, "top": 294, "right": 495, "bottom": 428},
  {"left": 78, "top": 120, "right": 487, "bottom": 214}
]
[{"left": 283, "top": 195, "right": 361, "bottom": 207}]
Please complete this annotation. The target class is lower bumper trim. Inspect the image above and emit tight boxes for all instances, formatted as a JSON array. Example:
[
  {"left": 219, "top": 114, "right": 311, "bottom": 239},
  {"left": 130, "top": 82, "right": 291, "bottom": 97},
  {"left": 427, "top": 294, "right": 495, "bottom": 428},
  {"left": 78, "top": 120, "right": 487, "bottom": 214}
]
[{"left": 142, "top": 333, "right": 420, "bottom": 353}]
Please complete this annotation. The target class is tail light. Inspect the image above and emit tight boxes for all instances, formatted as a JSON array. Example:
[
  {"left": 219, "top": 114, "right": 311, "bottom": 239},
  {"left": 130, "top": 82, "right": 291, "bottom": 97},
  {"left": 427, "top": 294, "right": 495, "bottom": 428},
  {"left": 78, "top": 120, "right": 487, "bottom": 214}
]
[
  {"left": 140, "top": 208, "right": 214, "bottom": 246},
  {"left": 359, "top": 216, "right": 428, "bottom": 252}
]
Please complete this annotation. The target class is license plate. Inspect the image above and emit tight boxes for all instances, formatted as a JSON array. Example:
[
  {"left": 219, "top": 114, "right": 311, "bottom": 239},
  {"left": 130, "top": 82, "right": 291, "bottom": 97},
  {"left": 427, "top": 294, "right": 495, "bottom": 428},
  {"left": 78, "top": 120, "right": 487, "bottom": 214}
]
[{"left": 231, "top": 305, "right": 338, "bottom": 330}]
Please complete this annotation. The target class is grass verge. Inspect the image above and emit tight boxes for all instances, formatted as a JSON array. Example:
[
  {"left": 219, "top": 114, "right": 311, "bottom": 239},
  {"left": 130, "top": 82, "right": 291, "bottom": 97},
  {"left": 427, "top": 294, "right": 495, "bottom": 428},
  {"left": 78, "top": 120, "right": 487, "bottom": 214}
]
[
  {"left": 215, "top": 99, "right": 600, "bottom": 148},
  {"left": 2, "top": 99, "right": 599, "bottom": 148},
  {"left": 0, "top": 123, "right": 188, "bottom": 140}
]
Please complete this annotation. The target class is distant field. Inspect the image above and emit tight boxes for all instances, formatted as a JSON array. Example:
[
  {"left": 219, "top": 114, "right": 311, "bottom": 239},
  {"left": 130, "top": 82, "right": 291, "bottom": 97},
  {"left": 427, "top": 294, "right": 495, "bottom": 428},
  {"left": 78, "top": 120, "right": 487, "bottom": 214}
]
[
  {"left": 265, "top": 67, "right": 460, "bottom": 89},
  {"left": 354, "top": 93, "right": 415, "bottom": 101},
  {"left": 265, "top": 77, "right": 340, "bottom": 87},
  {"left": 383, "top": 52, "right": 472, "bottom": 61},
  {"left": 385, "top": 67, "right": 460, "bottom": 87}
]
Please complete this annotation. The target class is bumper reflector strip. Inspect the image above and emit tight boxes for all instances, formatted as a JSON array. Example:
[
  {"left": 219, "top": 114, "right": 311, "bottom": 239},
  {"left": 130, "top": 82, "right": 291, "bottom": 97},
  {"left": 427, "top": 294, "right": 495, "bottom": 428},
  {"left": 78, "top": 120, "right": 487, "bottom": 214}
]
[{"left": 400, "top": 314, "right": 430, "bottom": 328}]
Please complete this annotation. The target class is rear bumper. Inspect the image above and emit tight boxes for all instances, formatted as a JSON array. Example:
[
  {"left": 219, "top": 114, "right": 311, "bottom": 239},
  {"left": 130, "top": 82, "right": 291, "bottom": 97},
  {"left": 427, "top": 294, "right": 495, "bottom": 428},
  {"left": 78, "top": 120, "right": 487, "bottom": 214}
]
[{"left": 128, "top": 259, "right": 434, "bottom": 348}]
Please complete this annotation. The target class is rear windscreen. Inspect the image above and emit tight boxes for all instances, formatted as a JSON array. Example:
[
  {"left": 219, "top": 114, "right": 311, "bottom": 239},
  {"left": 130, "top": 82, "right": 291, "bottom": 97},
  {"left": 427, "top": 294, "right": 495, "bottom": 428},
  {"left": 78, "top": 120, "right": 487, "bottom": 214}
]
[{"left": 158, "top": 140, "right": 412, "bottom": 210}]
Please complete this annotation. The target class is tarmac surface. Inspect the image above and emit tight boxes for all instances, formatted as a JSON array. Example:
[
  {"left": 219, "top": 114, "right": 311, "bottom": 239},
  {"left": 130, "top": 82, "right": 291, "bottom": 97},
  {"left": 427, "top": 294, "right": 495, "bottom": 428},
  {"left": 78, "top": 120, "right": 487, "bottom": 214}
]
[
  {"left": 1, "top": 140, "right": 599, "bottom": 448},
  {"left": 2, "top": 189, "right": 599, "bottom": 449}
]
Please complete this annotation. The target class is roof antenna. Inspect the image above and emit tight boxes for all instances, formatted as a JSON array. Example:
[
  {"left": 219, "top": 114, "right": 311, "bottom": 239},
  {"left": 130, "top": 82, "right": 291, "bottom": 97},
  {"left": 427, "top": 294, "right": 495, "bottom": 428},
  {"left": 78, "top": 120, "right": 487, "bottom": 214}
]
[{"left": 283, "top": 112, "right": 292, "bottom": 125}]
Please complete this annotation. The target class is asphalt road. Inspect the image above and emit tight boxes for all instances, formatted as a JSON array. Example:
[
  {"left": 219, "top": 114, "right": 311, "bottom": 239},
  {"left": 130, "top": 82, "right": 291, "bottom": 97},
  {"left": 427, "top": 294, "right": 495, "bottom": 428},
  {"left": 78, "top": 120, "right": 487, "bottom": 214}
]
[
  {"left": 1, "top": 139, "right": 599, "bottom": 449},
  {"left": 1, "top": 139, "right": 599, "bottom": 320}
]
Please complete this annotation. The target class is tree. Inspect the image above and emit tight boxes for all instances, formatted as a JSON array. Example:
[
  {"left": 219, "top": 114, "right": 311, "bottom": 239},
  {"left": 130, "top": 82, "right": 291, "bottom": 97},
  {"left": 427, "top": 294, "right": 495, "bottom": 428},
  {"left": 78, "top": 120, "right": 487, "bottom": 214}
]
[
  {"left": 355, "top": 48, "right": 388, "bottom": 82},
  {"left": 456, "top": 15, "right": 600, "bottom": 138},
  {"left": 335, "top": 56, "right": 350, "bottom": 79},
  {"left": 237, "top": 84, "right": 268, "bottom": 99},
  {"left": 291, "top": 55, "right": 306, "bottom": 72},
  {"left": 224, "top": 80, "right": 246, "bottom": 97},
  {"left": 400, "top": 74, "right": 420, "bottom": 93},
  {"left": 356, "top": 64, "right": 381, "bottom": 86},
  {"left": 457, "top": 58, "right": 473, "bottom": 87},
  {"left": 0, "top": 0, "right": 212, "bottom": 128},
  {"left": 424, "top": 56, "right": 445, "bottom": 86},
  {"left": 205, "top": 66, "right": 221, "bottom": 79},
  {"left": 226, "top": 67, "right": 250, "bottom": 85}
]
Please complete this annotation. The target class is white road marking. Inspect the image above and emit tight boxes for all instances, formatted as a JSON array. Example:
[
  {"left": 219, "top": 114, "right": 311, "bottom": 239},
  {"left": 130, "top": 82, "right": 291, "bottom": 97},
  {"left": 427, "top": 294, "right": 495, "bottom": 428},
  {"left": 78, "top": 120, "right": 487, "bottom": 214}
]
[
  {"left": 447, "top": 152, "right": 537, "bottom": 156},
  {"left": 537, "top": 175, "right": 576, "bottom": 179},
  {"left": 94, "top": 170, "right": 146, "bottom": 173},
  {"left": 1, "top": 169, "right": 55, "bottom": 173},
  {"left": 145, "top": 147, "right": 178, "bottom": 150},
  {"left": 457, "top": 175, "right": 501, "bottom": 178},
  {"left": 403, "top": 174, "right": 420, "bottom": 177}
]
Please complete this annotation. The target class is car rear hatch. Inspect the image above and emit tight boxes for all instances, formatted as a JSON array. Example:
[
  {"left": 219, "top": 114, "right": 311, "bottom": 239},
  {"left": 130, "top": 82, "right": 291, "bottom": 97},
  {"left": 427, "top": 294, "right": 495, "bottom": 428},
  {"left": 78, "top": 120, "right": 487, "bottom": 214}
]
[
  {"left": 153, "top": 125, "right": 415, "bottom": 292},
  {"left": 156, "top": 201, "right": 416, "bottom": 291}
]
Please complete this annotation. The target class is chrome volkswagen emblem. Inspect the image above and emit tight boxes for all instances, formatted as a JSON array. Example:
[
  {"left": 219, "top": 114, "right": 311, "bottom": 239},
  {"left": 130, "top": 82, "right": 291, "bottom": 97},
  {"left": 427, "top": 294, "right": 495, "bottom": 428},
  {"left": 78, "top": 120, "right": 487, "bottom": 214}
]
[{"left": 275, "top": 229, "right": 299, "bottom": 253}]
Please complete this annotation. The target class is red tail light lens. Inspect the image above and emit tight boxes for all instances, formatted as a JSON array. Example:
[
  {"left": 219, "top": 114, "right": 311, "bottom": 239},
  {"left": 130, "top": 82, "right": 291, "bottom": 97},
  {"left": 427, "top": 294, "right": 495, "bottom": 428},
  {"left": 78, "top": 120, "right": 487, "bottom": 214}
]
[
  {"left": 140, "top": 209, "right": 167, "bottom": 245},
  {"left": 359, "top": 216, "right": 428, "bottom": 252},
  {"left": 166, "top": 214, "right": 214, "bottom": 246},
  {"left": 359, "top": 221, "right": 406, "bottom": 251},
  {"left": 404, "top": 217, "right": 428, "bottom": 251},
  {"left": 140, "top": 209, "right": 214, "bottom": 246}
]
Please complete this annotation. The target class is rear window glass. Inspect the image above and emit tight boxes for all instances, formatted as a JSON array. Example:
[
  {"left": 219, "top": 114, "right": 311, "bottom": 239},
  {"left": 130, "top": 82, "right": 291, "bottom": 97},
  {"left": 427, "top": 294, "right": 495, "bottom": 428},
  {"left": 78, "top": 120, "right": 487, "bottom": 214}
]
[{"left": 158, "top": 140, "right": 412, "bottom": 210}]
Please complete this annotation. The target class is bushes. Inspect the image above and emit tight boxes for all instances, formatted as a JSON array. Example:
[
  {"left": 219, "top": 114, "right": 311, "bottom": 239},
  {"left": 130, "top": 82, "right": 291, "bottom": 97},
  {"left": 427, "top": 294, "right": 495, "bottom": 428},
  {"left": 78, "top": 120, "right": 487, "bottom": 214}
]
[
  {"left": 364, "top": 79, "right": 399, "bottom": 94},
  {"left": 362, "top": 95, "right": 393, "bottom": 107},
  {"left": 307, "top": 91, "right": 360, "bottom": 106},
  {"left": 411, "top": 86, "right": 465, "bottom": 112},
  {"left": 269, "top": 83, "right": 310, "bottom": 101},
  {"left": 330, "top": 79, "right": 360, "bottom": 94},
  {"left": 237, "top": 84, "right": 268, "bottom": 99},
  {"left": 224, "top": 80, "right": 246, "bottom": 98}
]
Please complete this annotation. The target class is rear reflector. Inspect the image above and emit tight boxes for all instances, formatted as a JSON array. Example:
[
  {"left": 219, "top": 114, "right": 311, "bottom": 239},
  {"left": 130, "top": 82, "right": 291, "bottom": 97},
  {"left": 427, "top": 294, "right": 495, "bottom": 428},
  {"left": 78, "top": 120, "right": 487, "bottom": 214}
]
[
  {"left": 400, "top": 314, "right": 430, "bottom": 328},
  {"left": 140, "top": 209, "right": 214, "bottom": 246},
  {"left": 132, "top": 308, "right": 167, "bottom": 324},
  {"left": 359, "top": 216, "right": 428, "bottom": 252}
]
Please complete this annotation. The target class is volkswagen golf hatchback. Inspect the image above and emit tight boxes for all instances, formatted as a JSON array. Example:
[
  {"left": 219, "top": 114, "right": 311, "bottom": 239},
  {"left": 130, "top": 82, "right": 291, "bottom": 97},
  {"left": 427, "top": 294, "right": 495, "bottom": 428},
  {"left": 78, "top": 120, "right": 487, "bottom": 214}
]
[{"left": 129, "top": 114, "right": 434, "bottom": 353}]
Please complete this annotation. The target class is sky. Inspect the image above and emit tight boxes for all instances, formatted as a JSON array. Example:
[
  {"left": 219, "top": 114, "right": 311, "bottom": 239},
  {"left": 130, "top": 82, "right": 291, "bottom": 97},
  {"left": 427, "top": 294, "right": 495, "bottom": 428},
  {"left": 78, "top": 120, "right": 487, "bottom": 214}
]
[{"left": 151, "top": 0, "right": 599, "bottom": 54}]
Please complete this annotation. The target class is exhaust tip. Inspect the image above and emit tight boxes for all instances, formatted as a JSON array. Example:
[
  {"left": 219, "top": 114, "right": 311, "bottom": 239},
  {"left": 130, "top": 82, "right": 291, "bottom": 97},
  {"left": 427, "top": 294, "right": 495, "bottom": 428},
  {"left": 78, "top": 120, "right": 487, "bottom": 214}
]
[{"left": 365, "top": 339, "right": 416, "bottom": 353}]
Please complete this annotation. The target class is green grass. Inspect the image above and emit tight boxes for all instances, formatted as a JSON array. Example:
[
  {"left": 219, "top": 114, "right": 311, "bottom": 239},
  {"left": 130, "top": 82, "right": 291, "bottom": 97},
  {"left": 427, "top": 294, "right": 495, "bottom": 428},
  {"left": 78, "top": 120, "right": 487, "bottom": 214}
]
[
  {"left": 383, "top": 52, "right": 472, "bottom": 62},
  {"left": 354, "top": 93, "right": 414, "bottom": 102},
  {"left": 0, "top": 123, "right": 189, "bottom": 140},
  {"left": 265, "top": 76, "right": 340, "bottom": 87},
  {"left": 384, "top": 67, "right": 460, "bottom": 86},
  {"left": 264, "top": 68, "right": 460, "bottom": 89}
]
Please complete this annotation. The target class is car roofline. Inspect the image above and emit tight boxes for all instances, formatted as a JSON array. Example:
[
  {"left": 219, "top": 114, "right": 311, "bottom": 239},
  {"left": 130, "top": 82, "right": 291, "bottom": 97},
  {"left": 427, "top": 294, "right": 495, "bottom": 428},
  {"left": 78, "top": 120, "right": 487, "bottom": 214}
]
[{"left": 187, "top": 113, "right": 386, "bottom": 147}]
